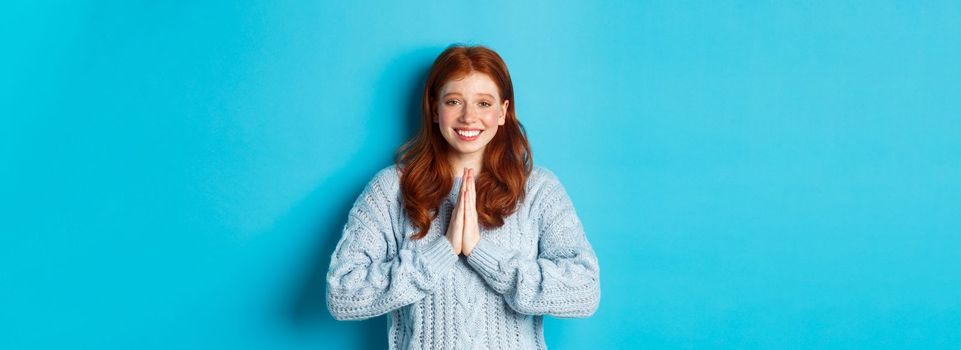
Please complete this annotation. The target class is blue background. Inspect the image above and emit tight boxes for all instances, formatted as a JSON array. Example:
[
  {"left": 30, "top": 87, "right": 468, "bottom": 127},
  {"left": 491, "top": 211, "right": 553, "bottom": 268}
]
[{"left": 2, "top": 1, "right": 960, "bottom": 349}]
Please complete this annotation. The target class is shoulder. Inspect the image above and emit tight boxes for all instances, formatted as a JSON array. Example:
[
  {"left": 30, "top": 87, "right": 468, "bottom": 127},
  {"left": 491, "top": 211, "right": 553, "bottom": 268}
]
[
  {"left": 524, "top": 165, "right": 581, "bottom": 229},
  {"left": 349, "top": 165, "right": 402, "bottom": 224},
  {"left": 356, "top": 164, "right": 401, "bottom": 201},
  {"left": 528, "top": 165, "right": 562, "bottom": 192},
  {"left": 372, "top": 164, "right": 402, "bottom": 185},
  {"left": 524, "top": 165, "right": 568, "bottom": 211}
]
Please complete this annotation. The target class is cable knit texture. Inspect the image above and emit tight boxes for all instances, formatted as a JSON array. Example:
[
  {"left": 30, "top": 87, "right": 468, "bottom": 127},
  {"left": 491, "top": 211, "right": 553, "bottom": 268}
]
[{"left": 326, "top": 164, "right": 601, "bottom": 349}]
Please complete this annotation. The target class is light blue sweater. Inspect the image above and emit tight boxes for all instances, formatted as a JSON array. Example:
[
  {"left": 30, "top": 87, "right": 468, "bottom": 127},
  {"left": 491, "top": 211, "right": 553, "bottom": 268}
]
[{"left": 326, "top": 165, "right": 601, "bottom": 349}]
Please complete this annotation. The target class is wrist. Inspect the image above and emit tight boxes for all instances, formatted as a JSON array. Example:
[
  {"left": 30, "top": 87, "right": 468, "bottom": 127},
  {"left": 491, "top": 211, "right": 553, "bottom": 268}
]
[{"left": 462, "top": 237, "right": 479, "bottom": 256}]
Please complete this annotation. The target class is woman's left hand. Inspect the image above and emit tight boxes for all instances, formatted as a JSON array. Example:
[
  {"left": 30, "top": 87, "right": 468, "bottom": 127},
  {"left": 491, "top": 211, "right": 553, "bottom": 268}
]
[{"left": 462, "top": 168, "right": 481, "bottom": 256}]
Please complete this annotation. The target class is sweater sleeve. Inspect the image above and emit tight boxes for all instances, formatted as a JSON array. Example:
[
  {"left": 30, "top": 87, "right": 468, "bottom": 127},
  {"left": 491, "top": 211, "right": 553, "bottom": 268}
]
[
  {"left": 465, "top": 175, "right": 601, "bottom": 318},
  {"left": 326, "top": 171, "right": 459, "bottom": 321}
]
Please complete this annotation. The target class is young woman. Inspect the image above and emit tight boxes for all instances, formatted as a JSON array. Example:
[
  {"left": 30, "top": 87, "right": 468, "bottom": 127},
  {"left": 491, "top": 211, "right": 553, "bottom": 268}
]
[{"left": 326, "top": 44, "right": 600, "bottom": 349}]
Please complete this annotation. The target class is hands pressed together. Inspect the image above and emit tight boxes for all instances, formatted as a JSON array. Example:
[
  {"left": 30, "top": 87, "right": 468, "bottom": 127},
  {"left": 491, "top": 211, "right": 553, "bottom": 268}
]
[{"left": 446, "top": 167, "right": 481, "bottom": 256}]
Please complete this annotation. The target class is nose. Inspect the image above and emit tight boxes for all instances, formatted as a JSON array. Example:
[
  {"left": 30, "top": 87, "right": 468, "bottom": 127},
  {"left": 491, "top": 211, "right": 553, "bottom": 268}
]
[{"left": 459, "top": 104, "right": 478, "bottom": 123}]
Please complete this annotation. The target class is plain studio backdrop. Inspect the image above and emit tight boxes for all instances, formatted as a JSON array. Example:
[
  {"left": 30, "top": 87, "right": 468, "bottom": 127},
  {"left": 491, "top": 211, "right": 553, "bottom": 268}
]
[{"left": 2, "top": 1, "right": 959, "bottom": 349}]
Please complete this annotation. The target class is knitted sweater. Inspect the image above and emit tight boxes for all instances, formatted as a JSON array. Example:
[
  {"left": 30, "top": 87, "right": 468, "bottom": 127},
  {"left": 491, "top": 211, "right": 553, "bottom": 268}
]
[{"left": 326, "top": 164, "right": 601, "bottom": 349}]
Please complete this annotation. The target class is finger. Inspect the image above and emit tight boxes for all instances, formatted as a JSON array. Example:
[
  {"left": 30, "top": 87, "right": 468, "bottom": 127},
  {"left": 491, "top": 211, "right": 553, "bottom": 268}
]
[
  {"left": 463, "top": 169, "right": 471, "bottom": 201},
  {"left": 457, "top": 187, "right": 467, "bottom": 216},
  {"left": 463, "top": 170, "right": 470, "bottom": 222},
  {"left": 467, "top": 169, "right": 476, "bottom": 213},
  {"left": 469, "top": 169, "right": 475, "bottom": 212},
  {"left": 461, "top": 179, "right": 470, "bottom": 222},
  {"left": 463, "top": 173, "right": 469, "bottom": 210},
  {"left": 460, "top": 176, "right": 468, "bottom": 210}
]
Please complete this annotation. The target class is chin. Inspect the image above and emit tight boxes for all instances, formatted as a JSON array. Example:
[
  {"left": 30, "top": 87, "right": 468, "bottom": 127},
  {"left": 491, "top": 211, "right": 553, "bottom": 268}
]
[
  {"left": 453, "top": 146, "right": 483, "bottom": 154},
  {"left": 448, "top": 141, "right": 484, "bottom": 154}
]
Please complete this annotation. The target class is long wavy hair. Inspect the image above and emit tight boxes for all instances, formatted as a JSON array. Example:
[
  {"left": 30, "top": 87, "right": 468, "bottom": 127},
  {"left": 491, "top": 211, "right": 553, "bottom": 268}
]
[{"left": 395, "top": 44, "right": 533, "bottom": 240}]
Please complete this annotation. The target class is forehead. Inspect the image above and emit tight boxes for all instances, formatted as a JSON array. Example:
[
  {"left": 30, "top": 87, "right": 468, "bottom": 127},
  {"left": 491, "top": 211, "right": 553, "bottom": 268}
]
[{"left": 440, "top": 72, "right": 500, "bottom": 98}]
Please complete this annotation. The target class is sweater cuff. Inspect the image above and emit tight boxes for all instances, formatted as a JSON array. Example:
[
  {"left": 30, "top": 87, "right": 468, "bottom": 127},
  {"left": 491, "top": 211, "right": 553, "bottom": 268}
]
[
  {"left": 466, "top": 238, "right": 513, "bottom": 275},
  {"left": 420, "top": 236, "right": 459, "bottom": 274}
]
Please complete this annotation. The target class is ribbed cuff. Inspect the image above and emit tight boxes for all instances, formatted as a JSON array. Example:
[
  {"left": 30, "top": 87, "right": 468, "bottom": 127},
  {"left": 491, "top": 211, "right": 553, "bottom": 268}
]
[
  {"left": 420, "top": 237, "right": 459, "bottom": 274},
  {"left": 466, "top": 238, "right": 512, "bottom": 275}
]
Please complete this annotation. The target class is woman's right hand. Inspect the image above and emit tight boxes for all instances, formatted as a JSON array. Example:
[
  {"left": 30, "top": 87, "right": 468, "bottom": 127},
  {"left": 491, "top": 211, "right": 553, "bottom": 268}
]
[{"left": 446, "top": 167, "right": 470, "bottom": 255}]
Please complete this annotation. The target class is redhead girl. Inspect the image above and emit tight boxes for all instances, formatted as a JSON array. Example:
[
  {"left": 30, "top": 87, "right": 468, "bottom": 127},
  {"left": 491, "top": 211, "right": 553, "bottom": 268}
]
[{"left": 326, "top": 44, "right": 600, "bottom": 349}]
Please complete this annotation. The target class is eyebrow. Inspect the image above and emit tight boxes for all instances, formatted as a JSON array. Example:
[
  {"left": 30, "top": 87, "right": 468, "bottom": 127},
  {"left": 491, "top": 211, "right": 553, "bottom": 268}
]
[{"left": 443, "top": 92, "right": 496, "bottom": 99}]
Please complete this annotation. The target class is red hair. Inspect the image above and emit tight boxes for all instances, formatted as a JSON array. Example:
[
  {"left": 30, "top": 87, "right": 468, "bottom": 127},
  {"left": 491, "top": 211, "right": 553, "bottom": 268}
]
[{"left": 394, "top": 44, "right": 533, "bottom": 240}]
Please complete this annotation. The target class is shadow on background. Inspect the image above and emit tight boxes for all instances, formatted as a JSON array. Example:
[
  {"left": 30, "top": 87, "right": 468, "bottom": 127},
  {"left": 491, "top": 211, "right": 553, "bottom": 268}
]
[{"left": 283, "top": 46, "right": 439, "bottom": 349}]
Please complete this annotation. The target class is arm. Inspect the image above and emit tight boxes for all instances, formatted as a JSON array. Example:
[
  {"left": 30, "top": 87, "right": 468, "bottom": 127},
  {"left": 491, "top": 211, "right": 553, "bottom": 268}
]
[
  {"left": 326, "top": 172, "right": 459, "bottom": 321},
  {"left": 465, "top": 177, "right": 601, "bottom": 318}
]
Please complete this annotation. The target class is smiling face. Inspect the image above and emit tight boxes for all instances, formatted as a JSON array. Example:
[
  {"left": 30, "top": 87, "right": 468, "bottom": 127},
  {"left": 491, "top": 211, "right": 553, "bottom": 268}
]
[{"left": 433, "top": 71, "right": 510, "bottom": 161}]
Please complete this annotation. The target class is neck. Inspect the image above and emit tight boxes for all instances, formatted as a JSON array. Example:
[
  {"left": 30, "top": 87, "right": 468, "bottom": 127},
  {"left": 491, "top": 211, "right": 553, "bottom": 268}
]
[{"left": 448, "top": 150, "right": 483, "bottom": 177}]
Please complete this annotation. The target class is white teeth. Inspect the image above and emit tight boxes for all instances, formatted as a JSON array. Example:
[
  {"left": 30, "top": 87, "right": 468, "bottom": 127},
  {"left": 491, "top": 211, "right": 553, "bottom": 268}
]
[{"left": 456, "top": 129, "right": 480, "bottom": 137}]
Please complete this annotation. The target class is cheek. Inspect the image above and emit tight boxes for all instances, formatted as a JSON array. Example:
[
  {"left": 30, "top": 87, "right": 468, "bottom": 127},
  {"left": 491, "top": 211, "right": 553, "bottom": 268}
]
[
  {"left": 437, "top": 112, "right": 455, "bottom": 127},
  {"left": 481, "top": 112, "right": 501, "bottom": 125}
]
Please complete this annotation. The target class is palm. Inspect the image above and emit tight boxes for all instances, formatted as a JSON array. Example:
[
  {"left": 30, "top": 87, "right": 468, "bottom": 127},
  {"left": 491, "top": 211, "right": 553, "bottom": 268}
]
[
  {"left": 462, "top": 169, "right": 480, "bottom": 255},
  {"left": 446, "top": 167, "right": 480, "bottom": 256}
]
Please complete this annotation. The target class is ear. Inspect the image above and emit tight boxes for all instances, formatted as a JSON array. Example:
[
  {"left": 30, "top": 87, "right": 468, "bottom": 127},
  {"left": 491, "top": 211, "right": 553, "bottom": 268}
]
[{"left": 499, "top": 99, "right": 509, "bottom": 125}]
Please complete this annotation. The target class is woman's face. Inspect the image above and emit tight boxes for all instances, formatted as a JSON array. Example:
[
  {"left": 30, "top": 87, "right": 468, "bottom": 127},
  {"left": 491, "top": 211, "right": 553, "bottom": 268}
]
[{"left": 433, "top": 71, "right": 509, "bottom": 158}]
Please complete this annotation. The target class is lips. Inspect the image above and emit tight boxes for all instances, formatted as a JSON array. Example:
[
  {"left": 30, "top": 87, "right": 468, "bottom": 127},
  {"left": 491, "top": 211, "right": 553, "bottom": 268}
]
[{"left": 454, "top": 128, "right": 482, "bottom": 141}]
